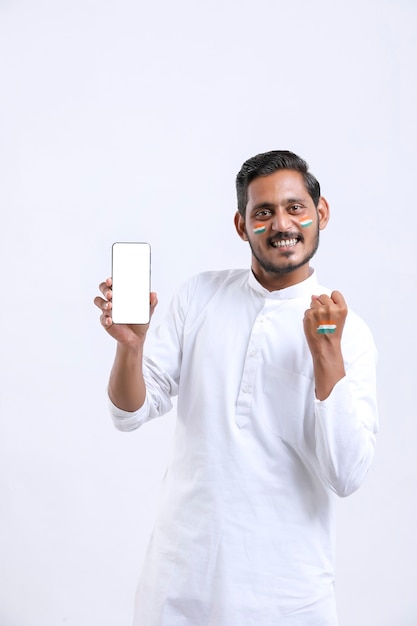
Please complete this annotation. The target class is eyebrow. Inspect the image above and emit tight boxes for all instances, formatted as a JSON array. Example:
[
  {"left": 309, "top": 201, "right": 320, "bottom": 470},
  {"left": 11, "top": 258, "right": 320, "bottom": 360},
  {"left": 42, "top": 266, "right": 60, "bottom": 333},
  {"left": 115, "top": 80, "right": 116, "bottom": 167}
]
[
  {"left": 251, "top": 202, "right": 275, "bottom": 212},
  {"left": 280, "top": 196, "right": 307, "bottom": 205},
  {"left": 251, "top": 197, "right": 307, "bottom": 212}
]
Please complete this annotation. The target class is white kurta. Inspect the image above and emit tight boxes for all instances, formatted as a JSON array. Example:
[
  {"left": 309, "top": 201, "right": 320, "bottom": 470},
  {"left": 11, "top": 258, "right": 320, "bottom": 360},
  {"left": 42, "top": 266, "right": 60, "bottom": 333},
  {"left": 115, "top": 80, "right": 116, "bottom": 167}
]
[{"left": 110, "top": 269, "right": 378, "bottom": 626}]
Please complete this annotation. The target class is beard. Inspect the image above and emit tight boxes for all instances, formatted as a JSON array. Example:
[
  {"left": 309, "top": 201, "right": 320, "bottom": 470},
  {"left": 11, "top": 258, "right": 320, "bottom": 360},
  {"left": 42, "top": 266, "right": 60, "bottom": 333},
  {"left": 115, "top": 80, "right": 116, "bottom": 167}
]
[{"left": 247, "top": 226, "right": 320, "bottom": 276}]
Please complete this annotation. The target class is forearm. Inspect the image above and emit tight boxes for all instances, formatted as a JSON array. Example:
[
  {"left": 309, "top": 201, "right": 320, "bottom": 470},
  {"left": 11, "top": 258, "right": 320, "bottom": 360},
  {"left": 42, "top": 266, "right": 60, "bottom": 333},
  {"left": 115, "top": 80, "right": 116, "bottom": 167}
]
[
  {"left": 312, "top": 344, "right": 346, "bottom": 401},
  {"left": 314, "top": 376, "right": 377, "bottom": 496},
  {"left": 108, "top": 340, "right": 146, "bottom": 411}
]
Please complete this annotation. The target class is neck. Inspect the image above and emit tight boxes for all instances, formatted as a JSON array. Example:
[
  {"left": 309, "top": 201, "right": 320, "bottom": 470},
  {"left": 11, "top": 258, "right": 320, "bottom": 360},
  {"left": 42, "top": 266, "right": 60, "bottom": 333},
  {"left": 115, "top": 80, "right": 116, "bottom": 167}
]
[{"left": 251, "top": 262, "right": 313, "bottom": 292}]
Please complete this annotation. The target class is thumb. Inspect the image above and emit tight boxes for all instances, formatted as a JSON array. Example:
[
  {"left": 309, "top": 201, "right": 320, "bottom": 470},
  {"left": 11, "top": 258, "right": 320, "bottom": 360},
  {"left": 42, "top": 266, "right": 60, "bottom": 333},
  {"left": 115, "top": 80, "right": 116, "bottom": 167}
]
[{"left": 149, "top": 292, "right": 158, "bottom": 317}]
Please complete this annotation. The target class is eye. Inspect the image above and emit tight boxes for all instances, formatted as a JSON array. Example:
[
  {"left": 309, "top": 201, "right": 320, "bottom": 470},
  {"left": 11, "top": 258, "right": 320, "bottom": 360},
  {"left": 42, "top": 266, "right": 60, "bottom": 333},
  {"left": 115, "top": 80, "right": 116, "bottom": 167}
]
[
  {"left": 255, "top": 209, "right": 272, "bottom": 218},
  {"left": 290, "top": 204, "right": 303, "bottom": 212}
]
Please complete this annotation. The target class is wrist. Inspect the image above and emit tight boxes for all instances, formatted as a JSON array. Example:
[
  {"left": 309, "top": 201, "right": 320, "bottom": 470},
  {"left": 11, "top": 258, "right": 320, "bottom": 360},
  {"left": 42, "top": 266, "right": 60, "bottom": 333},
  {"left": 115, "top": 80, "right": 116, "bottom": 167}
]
[
  {"left": 311, "top": 349, "right": 345, "bottom": 400},
  {"left": 116, "top": 337, "right": 145, "bottom": 358},
  {"left": 310, "top": 339, "right": 342, "bottom": 362}
]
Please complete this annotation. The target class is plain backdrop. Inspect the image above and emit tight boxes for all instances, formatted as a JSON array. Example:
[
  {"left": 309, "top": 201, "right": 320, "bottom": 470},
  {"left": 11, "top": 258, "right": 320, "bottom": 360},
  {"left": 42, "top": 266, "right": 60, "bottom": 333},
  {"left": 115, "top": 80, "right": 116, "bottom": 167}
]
[{"left": 1, "top": 0, "right": 416, "bottom": 624}]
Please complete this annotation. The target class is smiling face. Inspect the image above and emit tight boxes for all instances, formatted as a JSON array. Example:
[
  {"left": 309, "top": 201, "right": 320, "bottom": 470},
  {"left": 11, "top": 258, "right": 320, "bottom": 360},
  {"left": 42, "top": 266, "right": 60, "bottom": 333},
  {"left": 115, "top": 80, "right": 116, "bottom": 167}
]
[{"left": 234, "top": 169, "right": 330, "bottom": 291}]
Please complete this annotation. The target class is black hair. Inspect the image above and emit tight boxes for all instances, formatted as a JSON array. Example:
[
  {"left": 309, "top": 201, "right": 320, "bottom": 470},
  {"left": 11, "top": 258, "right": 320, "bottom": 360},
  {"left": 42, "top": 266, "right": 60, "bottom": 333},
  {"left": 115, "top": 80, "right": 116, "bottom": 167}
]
[{"left": 236, "top": 150, "right": 321, "bottom": 217}]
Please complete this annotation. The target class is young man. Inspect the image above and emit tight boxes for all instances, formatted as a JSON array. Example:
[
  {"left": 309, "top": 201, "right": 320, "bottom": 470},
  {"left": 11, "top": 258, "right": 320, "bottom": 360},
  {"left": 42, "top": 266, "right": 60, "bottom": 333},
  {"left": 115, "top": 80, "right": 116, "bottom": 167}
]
[{"left": 94, "top": 150, "right": 378, "bottom": 626}]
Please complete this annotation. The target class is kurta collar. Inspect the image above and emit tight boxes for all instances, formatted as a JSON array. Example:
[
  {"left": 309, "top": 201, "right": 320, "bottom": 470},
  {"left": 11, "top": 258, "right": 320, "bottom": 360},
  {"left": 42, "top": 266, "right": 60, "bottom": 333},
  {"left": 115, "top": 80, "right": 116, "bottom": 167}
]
[{"left": 247, "top": 268, "right": 318, "bottom": 299}]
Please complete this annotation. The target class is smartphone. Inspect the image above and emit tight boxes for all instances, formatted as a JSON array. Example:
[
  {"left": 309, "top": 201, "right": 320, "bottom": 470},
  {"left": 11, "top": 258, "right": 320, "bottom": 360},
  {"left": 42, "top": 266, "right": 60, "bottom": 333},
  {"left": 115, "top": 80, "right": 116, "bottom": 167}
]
[{"left": 111, "top": 242, "right": 151, "bottom": 324}]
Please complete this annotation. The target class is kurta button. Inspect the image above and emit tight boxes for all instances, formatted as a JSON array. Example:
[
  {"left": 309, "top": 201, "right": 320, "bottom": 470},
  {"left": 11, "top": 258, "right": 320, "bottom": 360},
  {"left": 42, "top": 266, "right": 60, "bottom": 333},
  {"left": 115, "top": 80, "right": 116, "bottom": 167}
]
[{"left": 235, "top": 413, "right": 249, "bottom": 428}]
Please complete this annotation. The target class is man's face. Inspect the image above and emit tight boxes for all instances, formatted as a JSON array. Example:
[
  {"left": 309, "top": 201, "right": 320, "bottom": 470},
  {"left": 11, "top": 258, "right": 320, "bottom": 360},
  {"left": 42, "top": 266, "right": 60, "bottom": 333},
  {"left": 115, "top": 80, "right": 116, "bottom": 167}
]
[{"left": 235, "top": 169, "right": 329, "bottom": 289}]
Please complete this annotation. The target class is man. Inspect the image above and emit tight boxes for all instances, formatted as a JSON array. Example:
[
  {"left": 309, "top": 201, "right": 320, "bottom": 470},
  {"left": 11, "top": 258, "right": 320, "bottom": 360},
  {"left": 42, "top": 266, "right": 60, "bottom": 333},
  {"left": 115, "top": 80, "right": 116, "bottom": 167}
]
[{"left": 94, "top": 150, "right": 378, "bottom": 625}]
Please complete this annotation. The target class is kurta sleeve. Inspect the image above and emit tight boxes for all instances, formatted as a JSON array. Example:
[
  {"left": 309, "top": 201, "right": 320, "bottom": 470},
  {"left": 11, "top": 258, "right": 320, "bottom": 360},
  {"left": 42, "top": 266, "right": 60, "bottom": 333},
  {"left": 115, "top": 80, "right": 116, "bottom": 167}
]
[
  {"left": 109, "top": 276, "right": 196, "bottom": 432},
  {"left": 313, "top": 311, "right": 378, "bottom": 497}
]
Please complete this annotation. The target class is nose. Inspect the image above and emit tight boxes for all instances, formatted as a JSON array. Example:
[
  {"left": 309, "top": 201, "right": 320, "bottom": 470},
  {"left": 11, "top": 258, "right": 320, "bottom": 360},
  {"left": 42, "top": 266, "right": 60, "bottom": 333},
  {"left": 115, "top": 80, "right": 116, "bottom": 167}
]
[{"left": 271, "top": 210, "right": 293, "bottom": 233}]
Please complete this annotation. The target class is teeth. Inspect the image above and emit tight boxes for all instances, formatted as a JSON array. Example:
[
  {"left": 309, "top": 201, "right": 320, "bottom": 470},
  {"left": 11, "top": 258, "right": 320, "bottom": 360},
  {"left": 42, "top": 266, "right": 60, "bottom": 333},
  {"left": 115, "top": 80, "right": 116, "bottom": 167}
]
[{"left": 271, "top": 239, "right": 298, "bottom": 248}]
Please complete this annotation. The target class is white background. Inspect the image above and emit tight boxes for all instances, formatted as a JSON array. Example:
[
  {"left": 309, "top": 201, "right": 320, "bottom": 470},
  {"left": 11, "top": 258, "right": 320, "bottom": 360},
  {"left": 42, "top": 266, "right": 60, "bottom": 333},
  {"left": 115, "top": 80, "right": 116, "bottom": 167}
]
[{"left": 1, "top": 0, "right": 416, "bottom": 624}]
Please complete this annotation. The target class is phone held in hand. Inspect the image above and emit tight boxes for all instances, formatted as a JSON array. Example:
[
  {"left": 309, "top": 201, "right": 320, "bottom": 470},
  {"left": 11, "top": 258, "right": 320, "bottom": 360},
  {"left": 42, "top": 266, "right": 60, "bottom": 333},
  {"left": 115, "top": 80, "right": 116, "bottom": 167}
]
[{"left": 111, "top": 242, "right": 151, "bottom": 324}]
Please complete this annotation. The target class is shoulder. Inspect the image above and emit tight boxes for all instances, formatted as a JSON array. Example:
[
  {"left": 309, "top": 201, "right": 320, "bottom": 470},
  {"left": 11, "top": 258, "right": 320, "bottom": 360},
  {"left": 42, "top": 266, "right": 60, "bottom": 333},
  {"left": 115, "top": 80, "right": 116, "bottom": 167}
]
[
  {"left": 345, "top": 307, "right": 375, "bottom": 341},
  {"left": 167, "top": 268, "right": 249, "bottom": 316},
  {"left": 343, "top": 307, "right": 378, "bottom": 365}
]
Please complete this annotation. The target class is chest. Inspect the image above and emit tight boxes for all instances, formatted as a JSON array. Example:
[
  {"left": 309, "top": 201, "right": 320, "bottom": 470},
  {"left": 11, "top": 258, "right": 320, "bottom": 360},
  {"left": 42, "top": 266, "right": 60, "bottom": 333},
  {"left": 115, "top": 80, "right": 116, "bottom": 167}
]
[{"left": 182, "top": 292, "right": 313, "bottom": 379}]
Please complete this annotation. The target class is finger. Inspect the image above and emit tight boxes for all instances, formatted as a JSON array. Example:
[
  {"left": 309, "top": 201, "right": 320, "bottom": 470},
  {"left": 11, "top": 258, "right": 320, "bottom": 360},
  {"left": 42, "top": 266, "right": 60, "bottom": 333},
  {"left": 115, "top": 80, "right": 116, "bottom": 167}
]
[
  {"left": 99, "top": 281, "right": 113, "bottom": 300},
  {"left": 100, "top": 312, "right": 113, "bottom": 328},
  {"left": 309, "top": 297, "right": 321, "bottom": 310},
  {"left": 94, "top": 296, "right": 112, "bottom": 311},
  {"left": 311, "top": 293, "right": 333, "bottom": 306},
  {"left": 149, "top": 292, "right": 158, "bottom": 319},
  {"left": 330, "top": 290, "right": 347, "bottom": 307},
  {"left": 99, "top": 281, "right": 109, "bottom": 296},
  {"left": 319, "top": 294, "right": 332, "bottom": 303}
]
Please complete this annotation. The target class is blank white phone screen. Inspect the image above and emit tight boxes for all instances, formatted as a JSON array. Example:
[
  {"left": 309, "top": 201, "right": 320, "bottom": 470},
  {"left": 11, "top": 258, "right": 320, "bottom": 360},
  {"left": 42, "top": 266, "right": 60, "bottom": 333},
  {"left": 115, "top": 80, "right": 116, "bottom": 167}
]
[{"left": 111, "top": 242, "right": 151, "bottom": 324}]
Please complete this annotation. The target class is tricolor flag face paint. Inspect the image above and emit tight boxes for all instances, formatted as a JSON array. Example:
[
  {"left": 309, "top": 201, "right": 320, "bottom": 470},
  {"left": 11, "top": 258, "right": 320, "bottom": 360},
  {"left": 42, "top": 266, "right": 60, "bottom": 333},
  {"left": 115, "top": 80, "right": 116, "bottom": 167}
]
[
  {"left": 253, "top": 223, "right": 266, "bottom": 234},
  {"left": 300, "top": 218, "right": 313, "bottom": 228},
  {"left": 316, "top": 321, "right": 337, "bottom": 334}
]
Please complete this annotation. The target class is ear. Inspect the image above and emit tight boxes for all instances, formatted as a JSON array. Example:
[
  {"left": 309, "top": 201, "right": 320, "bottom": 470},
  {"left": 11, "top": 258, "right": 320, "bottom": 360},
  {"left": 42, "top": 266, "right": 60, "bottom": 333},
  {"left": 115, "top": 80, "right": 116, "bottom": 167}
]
[
  {"left": 317, "top": 196, "right": 330, "bottom": 231},
  {"left": 234, "top": 211, "right": 249, "bottom": 241}
]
